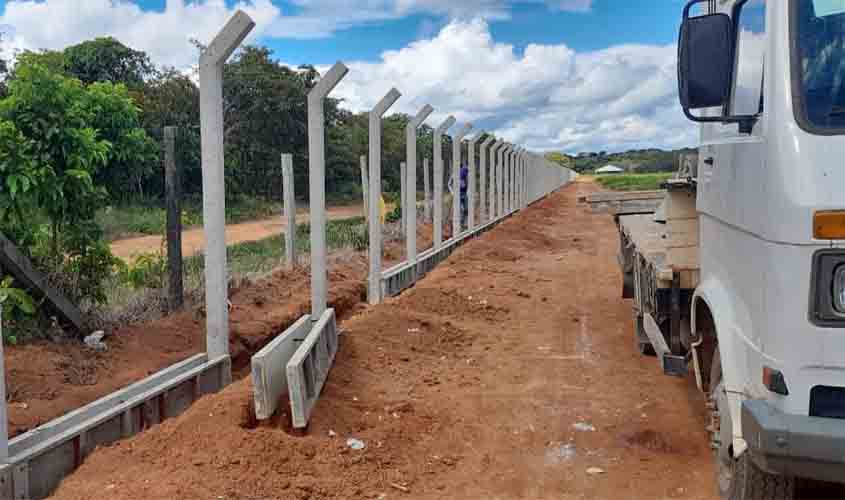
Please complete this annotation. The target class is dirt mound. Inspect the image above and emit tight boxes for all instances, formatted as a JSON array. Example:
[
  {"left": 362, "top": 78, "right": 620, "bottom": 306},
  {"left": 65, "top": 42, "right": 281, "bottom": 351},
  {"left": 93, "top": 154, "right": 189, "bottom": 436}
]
[
  {"left": 397, "top": 286, "right": 508, "bottom": 323},
  {"left": 6, "top": 256, "right": 367, "bottom": 438}
]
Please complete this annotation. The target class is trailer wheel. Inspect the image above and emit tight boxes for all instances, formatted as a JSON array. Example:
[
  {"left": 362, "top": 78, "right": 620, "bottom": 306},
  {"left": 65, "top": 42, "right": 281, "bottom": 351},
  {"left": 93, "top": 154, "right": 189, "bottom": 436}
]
[
  {"left": 633, "top": 314, "right": 656, "bottom": 356},
  {"left": 710, "top": 350, "right": 795, "bottom": 500}
]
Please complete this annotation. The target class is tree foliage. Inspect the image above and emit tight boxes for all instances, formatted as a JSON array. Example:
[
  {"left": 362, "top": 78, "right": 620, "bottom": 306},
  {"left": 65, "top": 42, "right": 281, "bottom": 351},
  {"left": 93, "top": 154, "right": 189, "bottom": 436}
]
[
  {"left": 64, "top": 37, "right": 154, "bottom": 90},
  {"left": 0, "top": 36, "right": 455, "bottom": 313},
  {"left": 0, "top": 61, "right": 152, "bottom": 303}
]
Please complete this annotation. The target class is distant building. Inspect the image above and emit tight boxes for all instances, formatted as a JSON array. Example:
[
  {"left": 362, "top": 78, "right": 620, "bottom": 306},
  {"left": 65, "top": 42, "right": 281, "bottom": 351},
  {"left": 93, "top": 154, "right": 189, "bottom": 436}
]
[{"left": 595, "top": 165, "right": 625, "bottom": 175}]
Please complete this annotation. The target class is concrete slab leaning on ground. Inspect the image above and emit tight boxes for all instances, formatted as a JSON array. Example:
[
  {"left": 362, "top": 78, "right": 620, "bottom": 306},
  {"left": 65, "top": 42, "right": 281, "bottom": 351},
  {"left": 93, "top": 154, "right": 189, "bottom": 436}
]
[
  {"left": 2, "top": 353, "right": 229, "bottom": 499},
  {"left": 287, "top": 309, "right": 339, "bottom": 429},
  {"left": 251, "top": 314, "right": 311, "bottom": 420}
]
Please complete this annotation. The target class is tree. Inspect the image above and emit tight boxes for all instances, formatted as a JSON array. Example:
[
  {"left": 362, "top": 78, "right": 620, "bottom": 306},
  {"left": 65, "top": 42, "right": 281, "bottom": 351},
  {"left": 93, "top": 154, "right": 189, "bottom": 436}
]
[
  {"left": 0, "top": 61, "right": 152, "bottom": 303},
  {"left": 85, "top": 81, "right": 158, "bottom": 202},
  {"left": 138, "top": 69, "right": 201, "bottom": 198},
  {"left": 63, "top": 37, "right": 154, "bottom": 90}
]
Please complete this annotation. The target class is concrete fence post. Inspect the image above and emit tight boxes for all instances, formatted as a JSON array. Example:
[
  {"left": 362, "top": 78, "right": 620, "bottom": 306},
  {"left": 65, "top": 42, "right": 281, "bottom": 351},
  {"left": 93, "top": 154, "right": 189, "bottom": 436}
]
[
  {"left": 406, "top": 105, "right": 433, "bottom": 265},
  {"left": 506, "top": 148, "right": 513, "bottom": 214},
  {"left": 433, "top": 116, "right": 456, "bottom": 250},
  {"left": 508, "top": 147, "right": 515, "bottom": 213},
  {"left": 479, "top": 136, "right": 495, "bottom": 223},
  {"left": 399, "top": 161, "right": 407, "bottom": 233},
  {"left": 467, "top": 132, "right": 484, "bottom": 230},
  {"left": 360, "top": 155, "right": 369, "bottom": 224},
  {"left": 164, "top": 126, "right": 183, "bottom": 312},
  {"left": 451, "top": 123, "right": 473, "bottom": 237},
  {"left": 497, "top": 145, "right": 507, "bottom": 219},
  {"left": 309, "top": 62, "right": 350, "bottom": 318},
  {"left": 490, "top": 140, "right": 503, "bottom": 220},
  {"left": 367, "top": 88, "right": 402, "bottom": 305},
  {"left": 510, "top": 147, "right": 520, "bottom": 212},
  {"left": 423, "top": 158, "right": 431, "bottom": 223},
  {"left": 282, "top": 154, "right": 297, "bottom": 269},
  {"left": 519, "top": 151, "right": 525, "bottom": 209},
  {"left": 199, "top": 10, "right": 255, "bottom": 364}
]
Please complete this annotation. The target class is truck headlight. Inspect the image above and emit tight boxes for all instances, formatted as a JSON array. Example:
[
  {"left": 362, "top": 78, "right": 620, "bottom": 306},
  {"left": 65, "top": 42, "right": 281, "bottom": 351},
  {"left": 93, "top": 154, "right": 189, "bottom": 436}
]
[
  {"left": 810, "top": 250, "right": 845, "bottom": 326},
  {"left": 835, "top": 265, "right": 845, "bottom": 313}
]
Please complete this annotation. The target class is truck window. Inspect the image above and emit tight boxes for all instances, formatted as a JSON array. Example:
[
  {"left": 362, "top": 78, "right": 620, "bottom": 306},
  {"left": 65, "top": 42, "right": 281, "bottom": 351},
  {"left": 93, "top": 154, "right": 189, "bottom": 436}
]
[
  {"left": 793, "top": 0, "right": 845, "bottom": 132},
  {"left": 731, "top": 0, "right": 766, "bottom": 117}
]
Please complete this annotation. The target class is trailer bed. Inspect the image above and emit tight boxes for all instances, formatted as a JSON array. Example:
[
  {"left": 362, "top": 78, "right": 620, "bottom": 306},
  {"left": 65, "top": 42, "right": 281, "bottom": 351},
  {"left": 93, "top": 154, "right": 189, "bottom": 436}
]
[{"left": 618, "top": 214, "right": 700, "bottom": 289}]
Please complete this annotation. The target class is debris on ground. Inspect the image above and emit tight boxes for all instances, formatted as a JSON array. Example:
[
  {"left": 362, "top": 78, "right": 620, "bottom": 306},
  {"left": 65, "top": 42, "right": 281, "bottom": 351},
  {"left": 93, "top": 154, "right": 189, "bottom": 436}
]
[
  {"left": 346, "top": 438, "right": 366, "bottom": 450},
  {"left": 83, "top": 331, "right": 108, "bottom": 352}
]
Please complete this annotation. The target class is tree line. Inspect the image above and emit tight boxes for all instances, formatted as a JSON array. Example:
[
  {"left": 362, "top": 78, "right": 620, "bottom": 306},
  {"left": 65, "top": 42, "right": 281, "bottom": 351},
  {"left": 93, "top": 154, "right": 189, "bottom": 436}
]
[{"left": 0, "top": 36, "right": 453, "bottom": 312}]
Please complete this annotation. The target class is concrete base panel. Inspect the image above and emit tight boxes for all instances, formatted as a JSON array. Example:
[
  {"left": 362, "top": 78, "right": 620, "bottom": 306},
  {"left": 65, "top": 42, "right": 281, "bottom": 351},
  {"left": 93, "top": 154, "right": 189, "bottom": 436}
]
[
  {"left": 251, "top": 314, "right": 312, "bottom": 420},
  {"left": 5, "top": 354, "right": 229, "bottom": 499},
  {"left": 380, "top": 216, "right": 503, "bottom": 299},
  {"left": 287, "top": 309, "right": 339, "bottom": 429},
  {"left": 381, "top": 261, "right": 418, "bottom": 298}
]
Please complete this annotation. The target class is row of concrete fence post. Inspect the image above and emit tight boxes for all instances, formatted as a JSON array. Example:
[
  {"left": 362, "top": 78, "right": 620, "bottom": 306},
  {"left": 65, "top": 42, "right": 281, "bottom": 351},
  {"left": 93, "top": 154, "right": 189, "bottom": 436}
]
[{"left": 0, "top": 10, "right": 574, "bottom": 497}]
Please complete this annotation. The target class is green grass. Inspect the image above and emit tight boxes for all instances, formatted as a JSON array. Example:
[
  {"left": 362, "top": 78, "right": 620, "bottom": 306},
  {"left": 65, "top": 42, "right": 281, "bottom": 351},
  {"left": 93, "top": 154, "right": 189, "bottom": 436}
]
[
  {"left": 109, "top": 216, "right": 367, "bottom": 301},
  {"left": 595, "top": 173, "right": 673, "bottom": 191}
]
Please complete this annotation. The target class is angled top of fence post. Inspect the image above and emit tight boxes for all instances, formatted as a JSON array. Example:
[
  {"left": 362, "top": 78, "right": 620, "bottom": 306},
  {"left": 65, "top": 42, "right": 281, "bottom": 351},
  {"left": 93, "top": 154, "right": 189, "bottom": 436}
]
[
  {"left": 469, "top": 130, "right": 486, "bottom": 147},
  {"left": 200, "top": 10, "right": 255, "bottom": 68},
  {"left": 481, "top": 135, "right": 496, "bottom": 148},
  {"left": 435, "top": 115, "right": 456, "bottom": 135},
  {"left": 408, "top": 104, "right": 434, "bottom": 130},
  {"left": 309, "top": 62, "right": 350, "bottom": 103},
  {"left": 453, "top": 123, "right": 473, "bottom": 143},
  {"left": 371, "top": 88, "right": 401, "bottom": 117}
]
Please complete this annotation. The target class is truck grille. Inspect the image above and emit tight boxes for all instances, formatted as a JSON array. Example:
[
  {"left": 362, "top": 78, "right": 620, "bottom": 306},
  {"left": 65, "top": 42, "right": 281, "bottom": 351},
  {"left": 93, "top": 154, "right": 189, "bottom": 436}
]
[{"left": 810, "top": 386, "right": 845, "bottom": 419}]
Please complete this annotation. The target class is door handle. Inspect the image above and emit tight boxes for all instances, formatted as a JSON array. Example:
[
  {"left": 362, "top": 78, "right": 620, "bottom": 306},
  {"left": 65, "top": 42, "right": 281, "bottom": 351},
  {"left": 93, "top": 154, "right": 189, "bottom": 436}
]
[{"left": 703, "top": 157, "right": 714, "bottom": 166}]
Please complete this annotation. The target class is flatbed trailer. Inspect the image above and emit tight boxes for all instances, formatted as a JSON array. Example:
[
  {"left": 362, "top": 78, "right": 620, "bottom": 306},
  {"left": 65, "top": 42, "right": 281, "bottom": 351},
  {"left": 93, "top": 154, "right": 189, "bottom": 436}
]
[{"left": 615, "top": 180, "right": 700, "bottom": 376}]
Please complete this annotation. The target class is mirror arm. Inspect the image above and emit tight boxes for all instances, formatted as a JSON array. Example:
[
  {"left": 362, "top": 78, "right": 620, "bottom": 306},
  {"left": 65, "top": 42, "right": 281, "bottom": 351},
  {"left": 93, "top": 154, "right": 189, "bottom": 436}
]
[{"left": 683, "top": 107, "right": 759, "bottom": 134}]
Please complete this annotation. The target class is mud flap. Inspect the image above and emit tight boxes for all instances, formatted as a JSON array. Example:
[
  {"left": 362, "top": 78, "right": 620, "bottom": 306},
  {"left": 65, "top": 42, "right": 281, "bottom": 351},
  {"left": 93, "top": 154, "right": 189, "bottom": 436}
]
[{"left": 643, "top": 313, "right": 688, "bottom": 377}]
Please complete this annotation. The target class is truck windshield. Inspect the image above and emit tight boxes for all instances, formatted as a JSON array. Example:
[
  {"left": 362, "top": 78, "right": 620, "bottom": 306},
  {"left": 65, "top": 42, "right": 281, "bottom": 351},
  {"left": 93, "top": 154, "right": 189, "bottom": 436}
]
[{"left": 793, "top": 0, "right": 845, "bottom": 132}]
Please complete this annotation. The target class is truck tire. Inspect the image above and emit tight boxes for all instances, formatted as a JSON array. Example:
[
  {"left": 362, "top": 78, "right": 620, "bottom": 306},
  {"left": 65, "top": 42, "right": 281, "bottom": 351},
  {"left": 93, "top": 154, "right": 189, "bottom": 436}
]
[
  {"left": 710, "top": 350, "right": 795, "bottom": 500},
  {"left": 634, "top": 314, "right": 656, "bottom": 356}
]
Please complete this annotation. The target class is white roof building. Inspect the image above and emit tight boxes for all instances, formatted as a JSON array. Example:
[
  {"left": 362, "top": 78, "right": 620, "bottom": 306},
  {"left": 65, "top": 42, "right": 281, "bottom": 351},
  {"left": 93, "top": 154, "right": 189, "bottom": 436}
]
[{"left": 596, "top": 165, "right": 625, "bottom": 174}]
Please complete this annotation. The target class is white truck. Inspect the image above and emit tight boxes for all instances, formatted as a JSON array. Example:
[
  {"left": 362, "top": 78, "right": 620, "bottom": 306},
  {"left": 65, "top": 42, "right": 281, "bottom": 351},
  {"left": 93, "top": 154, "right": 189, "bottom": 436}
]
[{"left": 614, "top": 1, "right": 845, "bottom": 498}]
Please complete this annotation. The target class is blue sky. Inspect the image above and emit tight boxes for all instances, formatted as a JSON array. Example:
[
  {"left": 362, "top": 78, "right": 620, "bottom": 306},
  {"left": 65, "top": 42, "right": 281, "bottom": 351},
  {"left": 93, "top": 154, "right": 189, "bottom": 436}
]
[
  {"left": 122, "top": 0, "right": 684, "bottom": 65},
  {"left": 0, "top": 0, "right": 698, "bottom": 153}
]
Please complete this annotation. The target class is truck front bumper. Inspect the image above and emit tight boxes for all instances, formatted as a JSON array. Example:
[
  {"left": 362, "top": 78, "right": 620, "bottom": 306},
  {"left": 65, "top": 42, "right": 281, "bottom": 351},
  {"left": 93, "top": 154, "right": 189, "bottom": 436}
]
[{"left": 742, "top": 399, "right": 845, "bottom": 483}]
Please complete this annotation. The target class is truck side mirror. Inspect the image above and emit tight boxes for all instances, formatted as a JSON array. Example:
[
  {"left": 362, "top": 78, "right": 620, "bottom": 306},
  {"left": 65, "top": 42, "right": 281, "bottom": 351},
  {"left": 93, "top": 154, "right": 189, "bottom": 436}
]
[
  {"left": 677, "top": 0, "right": 757, "bottom": 133},
  {"left": 679, "top": 11, "right": 733, "bottom": 109}
]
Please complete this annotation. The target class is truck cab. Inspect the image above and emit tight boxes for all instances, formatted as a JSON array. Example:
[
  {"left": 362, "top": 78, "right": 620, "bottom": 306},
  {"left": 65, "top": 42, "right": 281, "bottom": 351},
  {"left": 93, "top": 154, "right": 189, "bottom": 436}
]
[{"left": 677, "top": 0, "right": 845, "bottom": 497}]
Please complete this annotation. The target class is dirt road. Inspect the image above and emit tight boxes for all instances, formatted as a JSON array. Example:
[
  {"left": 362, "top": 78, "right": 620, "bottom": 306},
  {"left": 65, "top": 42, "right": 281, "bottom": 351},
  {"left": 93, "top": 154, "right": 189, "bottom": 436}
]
[
  {"left": 109, "top": 204, "right": 366, "bottom": 261},
  {"left": 54, "top": 183, "right": 718, "bottom": 499}
]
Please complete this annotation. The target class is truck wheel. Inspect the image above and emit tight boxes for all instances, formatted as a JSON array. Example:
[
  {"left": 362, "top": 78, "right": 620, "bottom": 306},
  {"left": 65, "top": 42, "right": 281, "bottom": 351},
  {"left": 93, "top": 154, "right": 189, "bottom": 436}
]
[
  {"left": 634, "top": 314, "right": 656, "bottom": 356},
  {"left": 710, "top": 350, "right": 795, "bottom": 500}
]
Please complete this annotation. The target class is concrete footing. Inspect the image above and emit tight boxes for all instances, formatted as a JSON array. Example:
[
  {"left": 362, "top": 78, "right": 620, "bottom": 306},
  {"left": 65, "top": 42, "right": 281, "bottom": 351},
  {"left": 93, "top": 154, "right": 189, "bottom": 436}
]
[{"left": 287, "top": 309, "right": 339, "bottom": 429}]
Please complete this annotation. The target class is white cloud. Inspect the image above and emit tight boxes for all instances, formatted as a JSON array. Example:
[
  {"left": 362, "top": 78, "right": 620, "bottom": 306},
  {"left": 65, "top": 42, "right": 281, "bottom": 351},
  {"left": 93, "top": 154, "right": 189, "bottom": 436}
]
[
  {"left": 270, "top": 1, "right": 591, "bottom": 38},
  {"left": 0, "top": 0, "right": 694, "bottom": 153},
  {"left": 331, "top": 18, "right": 695, "bottom": 153},
  {"left": 0, "top": 0, "right": 281, "bottom": 68}
]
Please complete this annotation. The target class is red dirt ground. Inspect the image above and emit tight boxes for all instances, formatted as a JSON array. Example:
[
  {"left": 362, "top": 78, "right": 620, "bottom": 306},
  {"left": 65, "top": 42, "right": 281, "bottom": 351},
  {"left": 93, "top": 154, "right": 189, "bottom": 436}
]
[
  {"left": 51, "top": 182, "right": 723, "bottom": 500},
  {"left": 6, "top": 256, "right": 368, "bottom": 439}
]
